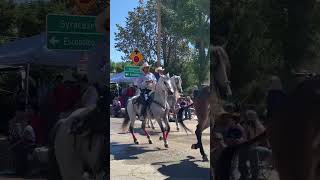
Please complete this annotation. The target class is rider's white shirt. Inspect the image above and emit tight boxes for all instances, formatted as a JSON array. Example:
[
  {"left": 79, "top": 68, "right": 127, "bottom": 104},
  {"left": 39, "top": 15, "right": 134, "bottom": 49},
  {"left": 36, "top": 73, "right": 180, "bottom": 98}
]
[{"left": 138, "top": 72, "right": 157, "bottom": 90}]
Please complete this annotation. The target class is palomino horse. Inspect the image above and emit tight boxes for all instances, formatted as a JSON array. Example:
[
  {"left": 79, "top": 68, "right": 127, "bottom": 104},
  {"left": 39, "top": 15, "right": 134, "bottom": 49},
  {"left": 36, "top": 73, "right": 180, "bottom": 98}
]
[
  {"left": 191, "top": 46, "right": 232, "bottom": 162},
  {"left": 48, "top": 85, "right": 108, "bottom": 180},
  {"left": 122, "top": 74, "right": 174, "bottom": 148},
  {"left": 215, "top": 74, "right": 320, "bottom": 180}
]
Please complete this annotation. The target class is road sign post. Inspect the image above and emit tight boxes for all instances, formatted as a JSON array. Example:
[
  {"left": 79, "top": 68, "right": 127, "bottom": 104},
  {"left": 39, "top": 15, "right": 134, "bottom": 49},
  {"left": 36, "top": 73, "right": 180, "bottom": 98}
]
[
  {"left": 46, "top": 14, "right": 103, "bottom": 50},
  {"left": 124, "top": 66, "right": 142, "bottom": 77}
]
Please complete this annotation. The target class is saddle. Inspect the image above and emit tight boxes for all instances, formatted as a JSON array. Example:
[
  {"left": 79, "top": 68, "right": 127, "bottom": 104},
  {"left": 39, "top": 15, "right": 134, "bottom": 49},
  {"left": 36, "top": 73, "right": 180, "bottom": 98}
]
[{"left": 132, "top": 90, "right": 155, "bottom": 118}]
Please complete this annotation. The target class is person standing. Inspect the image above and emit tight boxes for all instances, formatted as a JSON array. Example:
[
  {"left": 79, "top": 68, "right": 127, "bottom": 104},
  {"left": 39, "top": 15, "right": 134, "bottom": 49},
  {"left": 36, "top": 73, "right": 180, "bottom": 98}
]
[{"left": 185, "top": 96, "right": 193, "bottom": 119}]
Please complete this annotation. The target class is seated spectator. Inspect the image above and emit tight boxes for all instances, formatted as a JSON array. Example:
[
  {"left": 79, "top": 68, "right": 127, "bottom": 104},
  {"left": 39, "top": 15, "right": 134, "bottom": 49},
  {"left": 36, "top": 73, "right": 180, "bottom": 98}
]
[
  {"left": 112, "top": 97, "right": 122, "bottom": 117},
  {"left": 11, "top": 118, "right": 36, "bottom": 177},
  {"left": 211, "top": 132, "right": 227, "bottom": 168},
  {"left": 238, "top": 110, "right": 272, "bottom": 180},
  {"left": 218, "top": 112, "right": 244, "bottom": 180},
  {"left": 223, "top": 113, "right": 246, "bottom": 146}
]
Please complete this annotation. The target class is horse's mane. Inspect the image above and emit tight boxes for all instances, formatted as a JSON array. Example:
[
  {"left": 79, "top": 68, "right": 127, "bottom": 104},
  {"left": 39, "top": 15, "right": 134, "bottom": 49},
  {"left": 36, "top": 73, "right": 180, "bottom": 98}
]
[{"left": 212, "top": 46, "right": 231, "bottom": 76}]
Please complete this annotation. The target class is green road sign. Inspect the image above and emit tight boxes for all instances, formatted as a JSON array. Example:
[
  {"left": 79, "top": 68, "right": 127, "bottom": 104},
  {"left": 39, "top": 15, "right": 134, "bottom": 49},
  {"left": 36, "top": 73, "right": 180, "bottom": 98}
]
[
  {"left": 46, "top": 14, "right": 103, "bottom": 50},
  {"left": 124, "top": 66, "right": 141, "bottom": 77}
]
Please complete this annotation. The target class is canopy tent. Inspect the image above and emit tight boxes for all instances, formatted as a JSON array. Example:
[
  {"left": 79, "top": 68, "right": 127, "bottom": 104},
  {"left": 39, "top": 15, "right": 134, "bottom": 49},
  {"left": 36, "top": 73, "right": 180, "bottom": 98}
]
[
  {"left": 0, "top": 65, "right": 24, "bottom": 72},
  {"left": 0, "top": 33, "right": 84, "bottom": 67},
  {"left": 0, "top": 33, "right": 107, "bottom": 108},
  {"left": 110, "top": 72, "right": 141, "bottom": 84},
  {"left": 0, "top": 32, "right": 107, "bottom": 82}
]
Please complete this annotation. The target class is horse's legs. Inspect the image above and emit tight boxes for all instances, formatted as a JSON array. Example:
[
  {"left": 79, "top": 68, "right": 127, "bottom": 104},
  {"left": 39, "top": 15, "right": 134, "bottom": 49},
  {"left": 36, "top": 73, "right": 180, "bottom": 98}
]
[
  {"left": 146, "top": 119, "right": 151, "bottom": 128},
  {"left": 172, "top": 107, "right": 179, "bottom": 131},
  {"left": 156, "top": 119, "right": 168, "bottom": 148},
  {"left": 150, "top": 119, "right": 155, "bottom": 130},
  {"left": 191, "top": 124, "right": 209, "bottom": 161},
  {"left": 129, "top": 126, "right": 139, "bottom": 144},
  {"left": 141, "top": 120, "right": 153, "bottom": 144},
  {"left": 163, "top": 117, "right": 171, "bottom": 140},
  {"left": 175, "top": 117, "right": 180, "bottom": 131}
]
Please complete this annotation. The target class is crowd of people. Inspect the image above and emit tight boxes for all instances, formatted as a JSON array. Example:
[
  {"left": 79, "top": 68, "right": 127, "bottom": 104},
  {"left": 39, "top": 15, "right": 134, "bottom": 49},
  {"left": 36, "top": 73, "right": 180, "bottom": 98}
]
[
  {"left": 211, "top": 75, "right": 286, "bottom": 180},
  {"left": 7, "top": 73, "right": 95, "bottom": 177}
]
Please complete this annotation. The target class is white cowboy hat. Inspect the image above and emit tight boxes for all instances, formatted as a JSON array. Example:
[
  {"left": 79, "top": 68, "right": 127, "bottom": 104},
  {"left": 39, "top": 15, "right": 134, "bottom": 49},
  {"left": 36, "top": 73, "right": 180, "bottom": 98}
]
[
  {"left": 155, "top": 66, "right": 165, "bottom": 72},
  {"left": 140, "top": 62, "right": 151, "bottom": 71}
]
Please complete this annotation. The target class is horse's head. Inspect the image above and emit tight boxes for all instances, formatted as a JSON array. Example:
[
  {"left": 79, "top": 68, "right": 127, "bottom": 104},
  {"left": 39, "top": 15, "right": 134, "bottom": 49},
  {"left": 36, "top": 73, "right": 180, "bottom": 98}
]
[
  {"left": 172, "top": 75, "right": 183, "bottom": 94},
  {"left": 158, "top": 73, "right": 174, "bottom": 95},
  {"left": 212, "top": 46, "right": 232, "bottom": 99}
]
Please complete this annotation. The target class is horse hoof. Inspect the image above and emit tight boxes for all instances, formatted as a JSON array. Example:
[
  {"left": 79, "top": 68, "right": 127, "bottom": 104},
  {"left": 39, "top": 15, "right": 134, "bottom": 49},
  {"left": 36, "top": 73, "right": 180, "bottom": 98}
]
[
  {"left": 191, "top": 144, "right": 198, "bottom": 149},
  {"left": 177, "top": 128, "right": 180, "bottom": 131},
  {"left": 159, "top": 136, "right": 163, "bottom": 140},
  {"left": 202, "top": 156, "right": 209, "bottom": 162},
  {"left": 148, "top": 139, "right": 153, "bottom": 144},
  {"left": 134, "top": 140, "right": 139, "bottom": 144},
  {"left": 152, "top": 127, "right": 155, "bottom": 130},
  {"left": 164, "top": 144, "right": 169, "bottom": 148}
]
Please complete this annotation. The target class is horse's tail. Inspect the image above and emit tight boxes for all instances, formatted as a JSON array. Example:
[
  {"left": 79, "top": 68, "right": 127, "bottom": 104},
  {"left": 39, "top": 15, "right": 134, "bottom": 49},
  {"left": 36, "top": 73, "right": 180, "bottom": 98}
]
[
  {"left": 215, "top": 131, "right": 267, "bottom": 180},
  {"left": 48, "top": 120, "right": 63, "bottom": 180},
  {"left": 121, "top": 106, "right": 130, "bottom": 132}
]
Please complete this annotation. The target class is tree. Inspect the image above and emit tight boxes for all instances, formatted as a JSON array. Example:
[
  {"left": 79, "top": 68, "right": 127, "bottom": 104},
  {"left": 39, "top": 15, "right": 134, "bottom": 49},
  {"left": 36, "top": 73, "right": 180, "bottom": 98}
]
[
  {"left": 0, "top": 0, "right": 66, "bottom": 44},
  {"left": 114, "top": 0, "right": 202, "bottom": 90},
  {"left": 114, "top": 0, "right": 158, "bottom": 63},
  {"left": 162, "top": 0, "right": 210, "bottom": 85}
]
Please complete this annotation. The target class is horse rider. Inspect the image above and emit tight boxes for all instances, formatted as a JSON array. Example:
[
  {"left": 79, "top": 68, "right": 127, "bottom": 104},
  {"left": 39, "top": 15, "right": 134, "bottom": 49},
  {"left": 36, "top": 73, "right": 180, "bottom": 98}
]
[
  {"left": 154, "top": 66, "right": 165, "bottom": 82},
  {"left": 137, "top": 62, "right": 157, "bottom": 118}
]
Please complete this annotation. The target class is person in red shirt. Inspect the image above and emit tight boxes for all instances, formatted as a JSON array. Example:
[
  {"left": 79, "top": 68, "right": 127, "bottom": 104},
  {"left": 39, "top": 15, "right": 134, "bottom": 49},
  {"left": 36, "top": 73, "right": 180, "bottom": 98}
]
[{"left": 52, "top": 76, "right": 69, "bottom": 114}]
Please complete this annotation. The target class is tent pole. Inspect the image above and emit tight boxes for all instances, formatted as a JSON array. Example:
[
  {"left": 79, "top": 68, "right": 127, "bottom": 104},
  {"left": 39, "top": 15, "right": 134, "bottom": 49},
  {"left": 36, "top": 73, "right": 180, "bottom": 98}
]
[{"left": 25, "top": 63, "right": 30, "bottom": 111}]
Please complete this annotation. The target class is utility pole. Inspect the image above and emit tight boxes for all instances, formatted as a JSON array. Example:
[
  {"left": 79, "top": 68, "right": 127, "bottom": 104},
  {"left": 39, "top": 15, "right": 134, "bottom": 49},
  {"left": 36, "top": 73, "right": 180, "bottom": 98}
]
[{"left": 156, "top": 0, "right": 161, "bottom": 67}]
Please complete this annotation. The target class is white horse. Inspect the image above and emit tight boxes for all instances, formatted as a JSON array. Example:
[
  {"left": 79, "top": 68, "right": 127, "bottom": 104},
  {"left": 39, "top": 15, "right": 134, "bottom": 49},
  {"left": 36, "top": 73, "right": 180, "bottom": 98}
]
[
  {"left": 167, "top": 75, "right": 183, "bottom": 131},
  {"left": 146, "top": 75, "right": 183, "bottom": 130},
  {"left": 122, "top": 74, "right": 174, "bottom": 148},
  {"left": 49, "top": 85, "right": 107, "bottom": 180}
]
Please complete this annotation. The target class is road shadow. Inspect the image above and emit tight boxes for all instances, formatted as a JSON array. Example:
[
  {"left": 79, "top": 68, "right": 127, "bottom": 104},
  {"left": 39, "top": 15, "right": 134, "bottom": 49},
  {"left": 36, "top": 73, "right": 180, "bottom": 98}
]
[
  {"left": 110, "top": 142, "right": 166, "bottom": 160},
  {"left": 151, "top": 156, "right": 210, "bottom": 180},
  {"left": 117, "top": 127, "right": 162, "bottom": 136}
]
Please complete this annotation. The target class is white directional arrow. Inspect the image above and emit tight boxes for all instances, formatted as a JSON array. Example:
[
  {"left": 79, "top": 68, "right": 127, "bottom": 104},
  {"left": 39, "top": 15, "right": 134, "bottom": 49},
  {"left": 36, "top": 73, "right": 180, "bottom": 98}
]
[{"left": 49, "top": 36, "right": 59, "bottom": 46}]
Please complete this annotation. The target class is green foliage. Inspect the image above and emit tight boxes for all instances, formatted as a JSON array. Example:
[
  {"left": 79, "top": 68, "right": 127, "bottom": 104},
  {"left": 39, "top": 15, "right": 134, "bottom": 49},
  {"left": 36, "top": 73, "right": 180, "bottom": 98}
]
[
  {"left": 214, "top": 0, "right": 320, "bottom": 105},
  {"left": 114, "top": 0, "right": 210, "bottom": 90},
  {"left": 0, "top": 0, "right": 67, "bottom": 44},
  {"left": 110, "top": 61, "right": 132, "bottom": 73},
  {"left": 114, "top": 0, "right": 158, "bottom": 63}
]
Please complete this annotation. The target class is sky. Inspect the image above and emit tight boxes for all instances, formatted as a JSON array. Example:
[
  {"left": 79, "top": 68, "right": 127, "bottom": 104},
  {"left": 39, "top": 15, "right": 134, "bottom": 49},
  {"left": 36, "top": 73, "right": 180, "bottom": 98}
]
[{"left": 110, "top": 0, "right": 140, "bottom": 62}]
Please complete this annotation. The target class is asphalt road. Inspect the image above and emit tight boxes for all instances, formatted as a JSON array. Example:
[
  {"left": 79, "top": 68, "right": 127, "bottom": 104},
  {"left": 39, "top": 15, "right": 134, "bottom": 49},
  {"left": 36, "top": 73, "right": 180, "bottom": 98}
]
[{"left": 110, "top": 117, "right": 211, "bottom": 180}]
